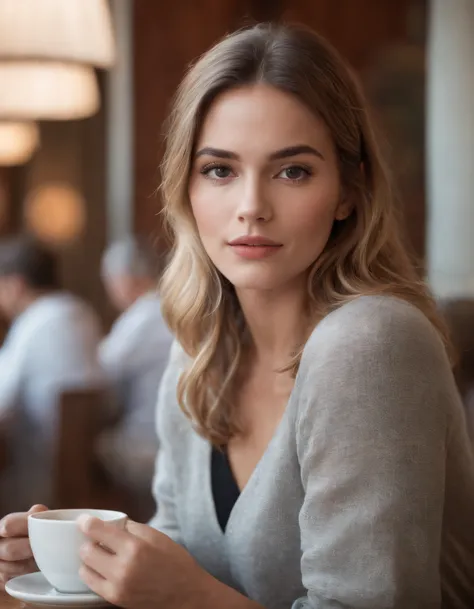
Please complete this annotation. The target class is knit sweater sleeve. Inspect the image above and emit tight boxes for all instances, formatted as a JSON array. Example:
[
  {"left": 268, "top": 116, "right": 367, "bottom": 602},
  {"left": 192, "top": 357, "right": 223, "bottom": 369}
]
[
  {"left": 291, "top": 297, "right": 457, "bottom": 608},
  {"left": 148, "top": 341, "right": 185, "bottom": 544}
]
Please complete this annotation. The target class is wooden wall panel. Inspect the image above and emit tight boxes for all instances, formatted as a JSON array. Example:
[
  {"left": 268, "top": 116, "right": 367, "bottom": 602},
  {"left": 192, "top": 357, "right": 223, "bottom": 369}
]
[
  {"left": 0, "top": 166, "right": 29, "bottom": 343},
  {"left": 0, "top": 167, "right": 25, "bottom": 236},
  {"left": 0, "top": 169, "right": 11, "bottom": 237},
  {"left": 283, "top": 0, "right": 411, "bottom": 68}
]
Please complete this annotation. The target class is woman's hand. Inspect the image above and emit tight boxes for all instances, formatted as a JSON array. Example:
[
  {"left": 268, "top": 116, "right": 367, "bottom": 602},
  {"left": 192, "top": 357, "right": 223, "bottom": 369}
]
[
  {"left": 0, "top": 504, "right": 48, "bottom": 588},
  {"left": 78, "top": 515, "right": 209, "bottom": 609}
]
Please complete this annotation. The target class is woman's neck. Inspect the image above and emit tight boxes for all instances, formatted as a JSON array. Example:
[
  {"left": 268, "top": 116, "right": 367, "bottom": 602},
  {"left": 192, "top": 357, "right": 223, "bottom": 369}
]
[{"left": 236, "top": 282, "right": 309, "bottom": 370}]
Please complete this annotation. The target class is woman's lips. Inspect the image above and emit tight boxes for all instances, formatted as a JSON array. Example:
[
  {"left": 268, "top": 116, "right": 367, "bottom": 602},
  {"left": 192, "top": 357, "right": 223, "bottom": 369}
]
[{"left": 229, "top": 243, "right": 282, "bottom": 260}]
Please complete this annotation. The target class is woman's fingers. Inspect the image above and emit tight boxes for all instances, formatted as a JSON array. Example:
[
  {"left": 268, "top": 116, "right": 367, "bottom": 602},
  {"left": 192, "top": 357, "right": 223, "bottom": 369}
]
[
  {"left": 0, "top": 538, "right": 33, "bottom": 562},
  {"left": 0, "top": 557, "right": 37, "bottom": 585},
  {"left": 0, "top": 505, "right": 48, "bottom": 538}
]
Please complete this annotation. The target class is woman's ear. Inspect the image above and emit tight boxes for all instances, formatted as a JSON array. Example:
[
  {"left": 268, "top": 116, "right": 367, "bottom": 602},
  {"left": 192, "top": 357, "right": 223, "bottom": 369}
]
[{"left": 334, "top": 198, "right": 353, "bottom": 221}]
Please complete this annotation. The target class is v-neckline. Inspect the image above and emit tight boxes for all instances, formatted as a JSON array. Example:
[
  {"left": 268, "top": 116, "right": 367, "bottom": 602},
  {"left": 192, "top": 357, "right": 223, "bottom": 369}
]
[
  {"left": 206, "top": 367, "right": 301, "bottom": 536},
  {"left": 211, "top": 447, "right": 241, "bottom": 533}
]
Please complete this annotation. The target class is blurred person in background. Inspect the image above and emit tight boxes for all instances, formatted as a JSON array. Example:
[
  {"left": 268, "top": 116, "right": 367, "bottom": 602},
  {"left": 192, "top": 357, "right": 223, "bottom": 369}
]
[
  {"left": 0, "top": 235, "right": 104, "bottom": 513},
  {"left": 97, "top": 236, "right": 173, "bottom": 496}
]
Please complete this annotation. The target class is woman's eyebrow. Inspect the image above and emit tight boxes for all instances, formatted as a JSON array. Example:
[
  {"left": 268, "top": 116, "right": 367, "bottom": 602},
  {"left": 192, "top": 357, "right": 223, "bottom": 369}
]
[{"left": 194, "top": 144, "right": 324, "bottom": 161}]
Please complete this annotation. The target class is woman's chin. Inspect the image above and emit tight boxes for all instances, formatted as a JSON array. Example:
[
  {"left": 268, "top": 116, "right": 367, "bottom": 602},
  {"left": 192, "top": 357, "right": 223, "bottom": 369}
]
[{"left": 224, "top": 270, "right": 291, "bottom": 293}]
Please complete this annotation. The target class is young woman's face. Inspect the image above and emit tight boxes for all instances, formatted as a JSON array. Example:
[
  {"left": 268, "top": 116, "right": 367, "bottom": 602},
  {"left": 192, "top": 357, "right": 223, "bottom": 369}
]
[{"left": 189, "top": 84, "right": 351, "bottom": 293}]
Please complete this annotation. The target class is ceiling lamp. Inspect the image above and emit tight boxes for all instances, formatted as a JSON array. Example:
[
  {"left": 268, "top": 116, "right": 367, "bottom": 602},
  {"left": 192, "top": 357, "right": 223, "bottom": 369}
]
[
  {"left": 0, "top": 62, "right": 99, "bottom": 120},
  {"left": 0, "top": 121, "right": 39, "bottom": 166},
  {"left": 0, "top": 0, "right": 114, "bottom": 68}
]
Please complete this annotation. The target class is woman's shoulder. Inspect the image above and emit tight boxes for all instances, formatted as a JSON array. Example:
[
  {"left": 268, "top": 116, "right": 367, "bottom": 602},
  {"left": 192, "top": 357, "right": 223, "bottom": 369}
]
[
  {"left": 294, "top": 295, "right": 458, "bottom": 436},
  {"left": 299, "top": 295, "right": 451, "bottom": 387},
  {"left": 305, "top": 294, "right": 445, "bottom": 358}
]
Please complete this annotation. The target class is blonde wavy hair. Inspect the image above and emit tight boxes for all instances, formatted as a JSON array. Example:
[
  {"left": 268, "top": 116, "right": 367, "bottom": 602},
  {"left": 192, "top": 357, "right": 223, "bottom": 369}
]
[{"left": 160, "top": 23, "right": 451, "bottom": 446}]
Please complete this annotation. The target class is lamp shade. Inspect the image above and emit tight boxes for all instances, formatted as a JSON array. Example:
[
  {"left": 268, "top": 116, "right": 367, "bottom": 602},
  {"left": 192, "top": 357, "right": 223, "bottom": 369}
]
[
  {"left": 0, "top": 121, "right": 39, "bottom": 165},
  {"left": 0, "top": 62, "right": 100, "bottom": 120},
  {"left": 0, "top": 0, "right": 114, "bottom": 68}
]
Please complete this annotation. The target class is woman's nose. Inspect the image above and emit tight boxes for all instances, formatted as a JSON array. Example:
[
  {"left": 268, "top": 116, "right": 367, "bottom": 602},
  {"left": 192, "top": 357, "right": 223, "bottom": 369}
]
[{"left": 236, "top": 178, "right": 273, "bottom": 223}]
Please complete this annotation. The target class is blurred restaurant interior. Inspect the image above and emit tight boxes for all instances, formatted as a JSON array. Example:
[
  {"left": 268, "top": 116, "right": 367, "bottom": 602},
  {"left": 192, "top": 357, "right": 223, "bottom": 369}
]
[{"left": 0, "top": 0, "right": 473, "bottom": 522}]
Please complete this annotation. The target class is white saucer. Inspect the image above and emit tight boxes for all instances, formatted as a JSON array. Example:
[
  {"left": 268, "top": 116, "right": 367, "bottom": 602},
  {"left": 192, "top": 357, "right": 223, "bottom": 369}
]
[{"left": 5, "top": 572, "right": 111, "bottom": 607}]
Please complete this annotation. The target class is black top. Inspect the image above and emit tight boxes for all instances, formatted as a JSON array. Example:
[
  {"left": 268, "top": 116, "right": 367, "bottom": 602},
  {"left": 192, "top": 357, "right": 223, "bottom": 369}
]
[{"left": 211, "top": 446, "right": 241, "bottom": 532}]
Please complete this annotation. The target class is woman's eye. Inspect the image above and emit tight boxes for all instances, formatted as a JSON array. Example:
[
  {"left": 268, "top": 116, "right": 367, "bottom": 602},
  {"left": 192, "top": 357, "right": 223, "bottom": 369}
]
[
  {"left": 201, "top": 165, "right": 233, "bottom": 180},
  {"left": 278, "top": 166, "right": 312, "bottom": 181}
]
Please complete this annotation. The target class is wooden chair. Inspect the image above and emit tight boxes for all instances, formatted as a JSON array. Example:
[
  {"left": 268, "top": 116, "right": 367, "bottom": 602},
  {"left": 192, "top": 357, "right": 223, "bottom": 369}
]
[
  {"left": 53, "top": 389, "right": 104, "bottom": 508},
  {"left": 52, "top": 389, "right": 154, "bottom": 520},
  {"left": 53, "top": 388, "right": 131, "bottom": 510}
]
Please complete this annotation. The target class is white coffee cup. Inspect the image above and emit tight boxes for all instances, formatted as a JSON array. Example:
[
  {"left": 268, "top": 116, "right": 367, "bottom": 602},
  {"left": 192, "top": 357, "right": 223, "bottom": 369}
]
[{"left": 28, "top": 508, "right": 127, "bottom": 594}]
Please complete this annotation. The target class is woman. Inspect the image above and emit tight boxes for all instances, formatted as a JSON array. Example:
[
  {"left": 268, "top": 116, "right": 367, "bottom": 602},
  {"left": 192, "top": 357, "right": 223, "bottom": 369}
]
[{"left": 1, "top": 23, "right": 474, "bottom": 609}]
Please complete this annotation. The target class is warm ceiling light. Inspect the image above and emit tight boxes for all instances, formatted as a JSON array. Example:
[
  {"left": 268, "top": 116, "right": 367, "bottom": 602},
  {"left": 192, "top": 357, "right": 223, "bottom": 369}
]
[
  {"left": 0, "top": 0, "right": 114, "bottom": 68},
  {"left": 0, "top": 62, "right": 99, "bottom": 120},
  {"left": 0, "top": 121, "right": 39, "bottom": 166},
  {"left": 25, "top": 182, "right": 86, "bottom": 245}
]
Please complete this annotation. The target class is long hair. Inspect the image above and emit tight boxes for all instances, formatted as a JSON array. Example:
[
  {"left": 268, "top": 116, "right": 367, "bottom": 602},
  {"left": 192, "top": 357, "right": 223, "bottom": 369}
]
[{"left": 160, "top": 23, "right": 450, "bottom": 446}]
